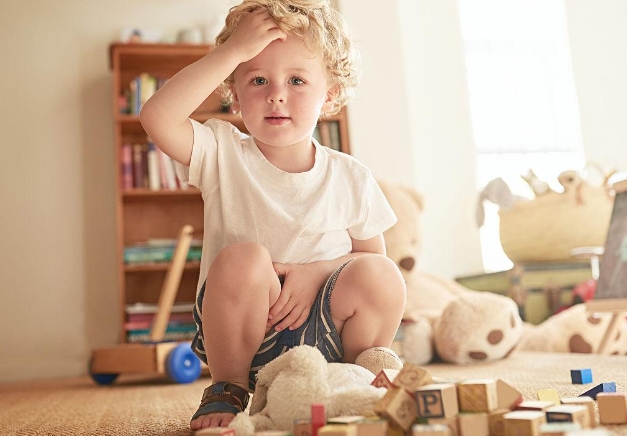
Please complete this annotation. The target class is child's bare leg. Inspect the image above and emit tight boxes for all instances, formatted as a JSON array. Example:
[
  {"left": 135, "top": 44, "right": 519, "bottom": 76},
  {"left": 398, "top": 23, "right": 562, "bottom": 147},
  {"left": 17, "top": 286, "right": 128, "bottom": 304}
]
[
  {"left": 190, "top": 242, "right": 281, "bottom": 430},
  {"left": 330, "top": 254, "right": 406, "bottom": 362}
]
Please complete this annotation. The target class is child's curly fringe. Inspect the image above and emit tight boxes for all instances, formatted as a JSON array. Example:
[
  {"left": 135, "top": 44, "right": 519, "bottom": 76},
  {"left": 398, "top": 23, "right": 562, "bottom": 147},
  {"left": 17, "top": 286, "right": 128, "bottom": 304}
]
[{"left": 215, "top": 0, "right": 359, "bottom": 115}]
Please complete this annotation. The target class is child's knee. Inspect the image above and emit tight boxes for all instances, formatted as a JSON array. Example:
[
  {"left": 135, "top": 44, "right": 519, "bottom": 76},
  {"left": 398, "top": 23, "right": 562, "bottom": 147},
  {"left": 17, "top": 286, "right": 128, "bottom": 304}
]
[
  {"left": 351, "top": 254, "right": 405, "bottom": 295},
  {"left": 210, "top": 242, "right": 274, "bottom": 286}
]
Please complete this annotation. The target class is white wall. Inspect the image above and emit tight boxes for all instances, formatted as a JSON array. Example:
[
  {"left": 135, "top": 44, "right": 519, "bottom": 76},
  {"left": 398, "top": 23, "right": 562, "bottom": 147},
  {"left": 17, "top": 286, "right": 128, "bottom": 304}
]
[
  {"left": 564, "top": 0, "right": 627, "bottom": 173},
  {"left": 341, "top": 0, "right": 483, "bottom": 278}
]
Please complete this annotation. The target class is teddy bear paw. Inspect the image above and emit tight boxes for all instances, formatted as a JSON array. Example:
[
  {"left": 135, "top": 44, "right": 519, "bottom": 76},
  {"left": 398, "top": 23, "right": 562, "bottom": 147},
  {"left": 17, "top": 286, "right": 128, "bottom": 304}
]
[{"left": 354, "top": 347, "right": 403, "bottom": 375}]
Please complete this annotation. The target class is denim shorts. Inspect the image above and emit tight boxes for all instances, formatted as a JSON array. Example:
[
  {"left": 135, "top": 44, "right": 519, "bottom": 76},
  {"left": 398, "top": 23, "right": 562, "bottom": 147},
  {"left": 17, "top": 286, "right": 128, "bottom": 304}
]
[{"left": 191, "top": 260, "right": 351, "bottom": 390}]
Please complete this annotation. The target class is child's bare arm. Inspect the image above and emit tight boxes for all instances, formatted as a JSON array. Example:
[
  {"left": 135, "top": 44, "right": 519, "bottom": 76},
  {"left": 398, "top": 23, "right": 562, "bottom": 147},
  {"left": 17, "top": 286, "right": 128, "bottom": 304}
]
[{"left": 139, "top": 9, "right": 286, "bottom": 165}]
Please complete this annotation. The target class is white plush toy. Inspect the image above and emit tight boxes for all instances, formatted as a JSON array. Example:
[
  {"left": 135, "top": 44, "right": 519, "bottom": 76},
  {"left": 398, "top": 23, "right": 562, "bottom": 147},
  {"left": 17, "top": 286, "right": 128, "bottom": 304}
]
[{"left": 229, "top": 346, "right": 398, "bottom": 436}]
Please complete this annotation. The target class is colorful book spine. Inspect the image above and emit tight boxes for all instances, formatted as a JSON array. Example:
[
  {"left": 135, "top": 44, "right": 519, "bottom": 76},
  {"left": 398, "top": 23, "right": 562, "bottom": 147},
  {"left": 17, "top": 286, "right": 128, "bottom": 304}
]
[
  {"left": 121, "top": 143, "right": 133, "bottom": 190},
  {"left": 146, "top": 141, "right": 161, "bottom": 190},
  {"left": 132, "top": 143, "right": 144, "bottom": 188}
]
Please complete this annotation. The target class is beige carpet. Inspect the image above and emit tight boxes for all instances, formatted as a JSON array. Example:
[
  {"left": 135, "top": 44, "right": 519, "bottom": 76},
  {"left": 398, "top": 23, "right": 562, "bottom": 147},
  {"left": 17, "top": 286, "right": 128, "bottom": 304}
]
[{"left": 0, "top": 351, "right": 626, "bottom": 435}]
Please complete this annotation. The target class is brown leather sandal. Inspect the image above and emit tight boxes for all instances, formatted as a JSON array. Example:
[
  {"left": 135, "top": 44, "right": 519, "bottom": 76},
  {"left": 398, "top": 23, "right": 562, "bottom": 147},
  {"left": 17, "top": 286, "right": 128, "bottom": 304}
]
[{"left": 191, "top": 382, "right": 250, "bottom": 422}]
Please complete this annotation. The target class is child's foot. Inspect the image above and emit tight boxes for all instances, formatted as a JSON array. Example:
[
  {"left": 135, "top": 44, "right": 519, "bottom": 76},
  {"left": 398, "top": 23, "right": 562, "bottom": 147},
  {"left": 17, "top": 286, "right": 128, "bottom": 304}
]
[
  {"left": 190, "top": 382, "right": 250, "bottom": 430},
  {"left": 354, "top": 347, "right": 403, "bottom": 375}
]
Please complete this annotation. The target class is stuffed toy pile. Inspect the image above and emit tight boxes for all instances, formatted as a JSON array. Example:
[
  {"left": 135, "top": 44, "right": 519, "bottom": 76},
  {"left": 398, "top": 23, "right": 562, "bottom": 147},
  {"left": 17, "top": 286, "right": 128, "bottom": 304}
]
[
  {"left": 376, "top": 180, "right": 627, "bottom": 364},
  {"left": 229, "top": 346, "right": 397, "bottom": 436}
]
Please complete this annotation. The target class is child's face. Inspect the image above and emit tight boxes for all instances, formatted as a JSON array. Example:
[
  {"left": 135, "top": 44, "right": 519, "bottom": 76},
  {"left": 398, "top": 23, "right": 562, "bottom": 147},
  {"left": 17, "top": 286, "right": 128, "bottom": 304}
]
[{"left": 232, "top": 35, "right": 334, "bottom": 150}]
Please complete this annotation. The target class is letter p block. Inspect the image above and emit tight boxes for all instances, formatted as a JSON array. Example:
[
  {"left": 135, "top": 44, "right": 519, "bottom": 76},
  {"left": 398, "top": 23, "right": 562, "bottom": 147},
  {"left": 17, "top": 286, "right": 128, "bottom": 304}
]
[{"left": 415, "top": 383, "right": 459, "bottom": 419}]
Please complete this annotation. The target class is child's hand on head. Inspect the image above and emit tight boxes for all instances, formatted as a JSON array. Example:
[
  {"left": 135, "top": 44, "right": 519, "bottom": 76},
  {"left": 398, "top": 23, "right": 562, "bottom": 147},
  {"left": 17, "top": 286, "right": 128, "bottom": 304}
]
[{"left": 224, "top": 8, "right": 288, "bottom": 64}]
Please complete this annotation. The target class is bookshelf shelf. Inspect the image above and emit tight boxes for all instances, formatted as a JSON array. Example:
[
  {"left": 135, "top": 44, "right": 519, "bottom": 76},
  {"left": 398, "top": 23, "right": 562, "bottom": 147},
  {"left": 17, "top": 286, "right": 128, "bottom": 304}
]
[
  {"left": 122, "top": 189, "right": 201, "bottom": 198},
  {"left": 125, "top": 261, "right": 201, "bottom": 273},
  {"left": 109, "top": 42, "right": 351, "bottom": 344}
]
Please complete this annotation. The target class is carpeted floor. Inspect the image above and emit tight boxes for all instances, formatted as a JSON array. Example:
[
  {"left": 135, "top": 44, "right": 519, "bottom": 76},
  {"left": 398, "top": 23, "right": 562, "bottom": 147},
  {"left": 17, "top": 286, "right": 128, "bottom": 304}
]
[{"left": 1, "top": 351, "right": 626, "bottom": 435}]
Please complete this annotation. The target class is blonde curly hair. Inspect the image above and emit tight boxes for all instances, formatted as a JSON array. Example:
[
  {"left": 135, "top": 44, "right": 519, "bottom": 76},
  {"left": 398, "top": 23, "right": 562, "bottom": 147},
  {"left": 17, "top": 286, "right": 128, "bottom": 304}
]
[{"left": 215, "top": 0, "right": 359, "bottom": 115}]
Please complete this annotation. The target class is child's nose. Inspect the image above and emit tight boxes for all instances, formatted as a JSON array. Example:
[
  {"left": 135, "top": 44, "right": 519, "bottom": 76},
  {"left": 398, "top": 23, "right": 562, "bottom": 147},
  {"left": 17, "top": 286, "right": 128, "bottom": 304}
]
[{"left": 267, "top": 85, "right": 286, "bottom": 103}]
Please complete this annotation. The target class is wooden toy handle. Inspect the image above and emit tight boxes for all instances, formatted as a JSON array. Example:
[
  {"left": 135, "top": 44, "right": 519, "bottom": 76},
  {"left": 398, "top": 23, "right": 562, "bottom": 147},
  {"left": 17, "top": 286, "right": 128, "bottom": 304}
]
[{"left": 149, "top": 225, "right": 194, "bottom": 342}]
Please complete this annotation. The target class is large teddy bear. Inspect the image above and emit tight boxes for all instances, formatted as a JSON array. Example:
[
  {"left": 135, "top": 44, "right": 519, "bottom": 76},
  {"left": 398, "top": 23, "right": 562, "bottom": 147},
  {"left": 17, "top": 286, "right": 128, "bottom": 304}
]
[{"left": 377, "top": 180, "right": 627, "bottom": 363}]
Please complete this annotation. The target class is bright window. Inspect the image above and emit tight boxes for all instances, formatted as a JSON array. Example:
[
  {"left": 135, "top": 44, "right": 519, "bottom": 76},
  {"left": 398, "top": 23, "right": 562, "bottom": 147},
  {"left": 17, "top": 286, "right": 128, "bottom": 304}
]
[{"left": 458, "top": 0, "right": 585, "bottom": 272}]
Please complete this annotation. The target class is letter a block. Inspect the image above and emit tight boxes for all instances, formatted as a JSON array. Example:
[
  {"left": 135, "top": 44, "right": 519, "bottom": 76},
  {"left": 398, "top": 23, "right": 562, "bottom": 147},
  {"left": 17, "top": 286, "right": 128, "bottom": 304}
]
[{"left": 415, "top": 383, "right": 459, "bottom": 419}]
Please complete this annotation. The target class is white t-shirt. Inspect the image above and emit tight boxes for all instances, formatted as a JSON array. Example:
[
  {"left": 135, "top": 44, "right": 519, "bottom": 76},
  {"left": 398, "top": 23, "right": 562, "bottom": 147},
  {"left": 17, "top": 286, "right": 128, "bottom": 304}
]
[{"left": 175, "top": 118, "right": 397, "bottom": 294}]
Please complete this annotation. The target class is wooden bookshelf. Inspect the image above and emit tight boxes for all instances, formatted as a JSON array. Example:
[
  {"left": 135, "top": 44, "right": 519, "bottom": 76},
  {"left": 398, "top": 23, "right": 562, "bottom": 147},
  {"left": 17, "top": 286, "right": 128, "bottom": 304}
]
[{"left": 109, "top": 42, "right": 351, "bottom": 343}]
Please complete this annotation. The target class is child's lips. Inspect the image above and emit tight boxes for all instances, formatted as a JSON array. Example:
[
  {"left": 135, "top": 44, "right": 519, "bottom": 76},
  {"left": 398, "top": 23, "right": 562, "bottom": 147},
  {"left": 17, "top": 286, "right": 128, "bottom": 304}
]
[{"left": 264, "top": 115, "right": 291, "bottom": 125}]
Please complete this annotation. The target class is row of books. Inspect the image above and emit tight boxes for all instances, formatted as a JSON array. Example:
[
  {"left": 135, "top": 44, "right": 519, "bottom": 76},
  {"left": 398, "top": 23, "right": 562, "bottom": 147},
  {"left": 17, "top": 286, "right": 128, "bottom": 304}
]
[
  {"left": 121, "top": 139, "right": 185, "bottom": 190},
  {"left": 124, "top": 237, "right": 202, "bottom": 264},
  {"left": 127, "top": 325, "right": 197, "bottom": 343},
  {"left": 120, "top": 73, "right": 166, "bottom": 116},
  {"left": 313, "top": 120, "right": 341, "bottom": 151},
  {"left": 125, "top": 302, "right": 196, "bottom": 343}
]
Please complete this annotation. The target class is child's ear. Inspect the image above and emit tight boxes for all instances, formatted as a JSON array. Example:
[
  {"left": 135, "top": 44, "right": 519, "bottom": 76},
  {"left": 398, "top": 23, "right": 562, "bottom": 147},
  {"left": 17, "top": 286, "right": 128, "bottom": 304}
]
[{"left": 321, "top": 85, "right": 339, "bottom": 114}]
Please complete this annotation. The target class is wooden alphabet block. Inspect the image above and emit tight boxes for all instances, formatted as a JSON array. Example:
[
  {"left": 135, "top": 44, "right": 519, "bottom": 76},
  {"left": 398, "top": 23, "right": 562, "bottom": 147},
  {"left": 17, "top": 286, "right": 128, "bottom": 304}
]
[
  {"left": 496, "top": 379, "right": 523, "bottom": 410},
  {"left": 597, "top": 392, "right": 627, "bottom": 425},
  {"left": 415, "top": 383, "right": 459, "bottom": 419},
  {"left": 254, "top": 432, "right": 291, "bottom": 436},
  {"left": 411, "top": 423, "right": 451, "bottom": 436},
  {"left": 503, "top": 410, "right": 546, "bottom": 436},
  {"left": 317, "top": 425, "right": 357, "bottom": 436},
  {"left": 312, "top": 403, "right": 326, "bottom": 436},
  {"left": 328, "top": 416, "right": 387, "bottom": 436},
  {"left": 372, "top": 369, "right": 400, "bottom": 389},
  {"left": 560, "top": 396, "right": 596, "bottom": 428},
  {"left": 488, "top": 409, "right": 510, "bottom": 436},
  {"left": 374, "top": 386, "right": 418, "bottom": 430},
  {"left": 458, "top": 412, "right": 489, "bottom": 436},
  {"left": 457, "top": 379, "right": 498, "bottom": 413},
  {"left": 539, "top": 422, "right": 582, "bottom": 435},
  {"left": 328, "top": 416, "right": 367, "bottom": 425},
  {"left": 515, "top": 400, "right": 555, "bottom": 412},
  {"left": 393, "top": 363, "right": 433, "bottom": 392},
  {"left": 353, "top": 418, "right": 388, "bottom": 436},
  {"left": 427, "top": 416, "right": 459, "bottom": 436},
  {"left": 537, "top": 389, "right": 560, "bottom": 405},
  {"left": 545, "top": 404, "right": 590, "bottom": 428},
  {"left": 387, "top": 423, "right": 406, "bottom": 436},
  {"left": 293, "top": 419, "right": 312, "bottom": 436},
  {"left": 570, "top": 368, "right": 593, "bottom": 384},
  {"left": 579, "top": 382, "right": 616, "bottom": 400}
]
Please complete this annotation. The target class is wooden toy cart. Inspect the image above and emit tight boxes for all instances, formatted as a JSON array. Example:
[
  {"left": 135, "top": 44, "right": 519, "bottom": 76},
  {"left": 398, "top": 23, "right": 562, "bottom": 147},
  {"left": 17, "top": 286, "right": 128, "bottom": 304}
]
[{"left": 89, "top": 225, "right": 203, "bottom": 384}]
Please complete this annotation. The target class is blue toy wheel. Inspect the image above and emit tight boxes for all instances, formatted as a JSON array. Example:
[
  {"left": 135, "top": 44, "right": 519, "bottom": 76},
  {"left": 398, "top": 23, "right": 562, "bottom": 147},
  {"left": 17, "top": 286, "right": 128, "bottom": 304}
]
[
  {"left": 166, "top": 343, "right": 201, "bottom": 384},
  {"left": 89, "top": 360, "right": 119, "bottom": 385},
  {"left": 90, "top": 372, "right": 119, "bottom": 385}
]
